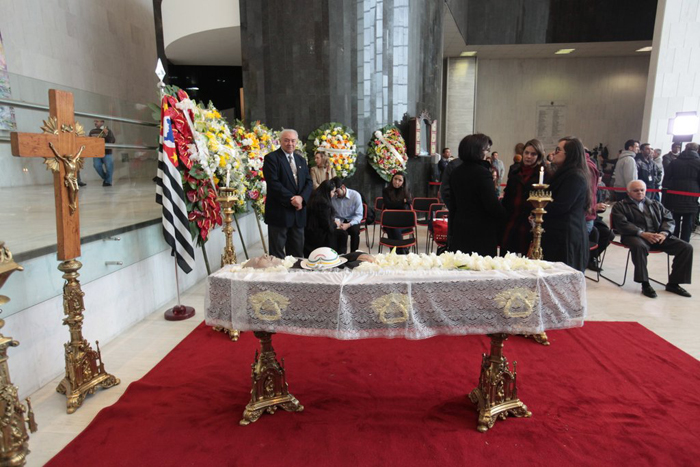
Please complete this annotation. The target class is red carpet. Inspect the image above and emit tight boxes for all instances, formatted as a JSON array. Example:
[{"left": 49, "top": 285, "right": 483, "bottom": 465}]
[{"left": 48, "top": 322, "right": 700, "bottom": 466}]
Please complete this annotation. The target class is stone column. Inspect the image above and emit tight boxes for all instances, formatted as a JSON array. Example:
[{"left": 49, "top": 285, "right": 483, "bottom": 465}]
[
  {"left": 641, "top": 0, "right": 700, "bottom": 152},
  {"left": 240, "top": 0, "right": 444, "bottom": 198}
]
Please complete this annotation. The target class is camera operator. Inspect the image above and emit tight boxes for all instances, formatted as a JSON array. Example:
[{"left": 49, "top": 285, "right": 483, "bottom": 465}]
[{"left": 89, "top": 119, "right": 116, "bottom": 186}]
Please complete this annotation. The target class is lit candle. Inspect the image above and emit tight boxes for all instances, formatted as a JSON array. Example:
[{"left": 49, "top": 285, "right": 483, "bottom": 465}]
[
  {"left": 226, "top": 169, "right": 230, "bottom": 188},
  {"left": 538, "top": 166, "right": 544, "bottom": 185}
]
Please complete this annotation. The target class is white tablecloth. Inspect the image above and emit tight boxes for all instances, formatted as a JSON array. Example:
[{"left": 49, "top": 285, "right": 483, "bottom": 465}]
[{"left": 205, "top": 264, "right": 586, "bottom": 339}]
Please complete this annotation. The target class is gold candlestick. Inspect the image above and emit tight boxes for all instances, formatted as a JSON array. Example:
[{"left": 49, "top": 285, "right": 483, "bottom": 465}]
[
  {"left": 527, "top": 183, "right": 553, "bottom": 261},
  {"left": 0, "top": 242, "right": 38, "bottom": 466},
  {"left": 217, "top": 187, "right": 239, "bottom": 266},
  {"left": 525, "top": 184, "right": 553, "bottom": 346},
  {"left": 214, "top": 187, "right": 240, "bottom": 341}
]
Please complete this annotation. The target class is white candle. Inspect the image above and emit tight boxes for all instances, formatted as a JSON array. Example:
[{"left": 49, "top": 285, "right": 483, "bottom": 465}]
[
  {"left": 538, "top": 166, "right": 544, "bottom": 185},
  {"left": 226, "top": 169, "right": 230, "bottom": 188}
]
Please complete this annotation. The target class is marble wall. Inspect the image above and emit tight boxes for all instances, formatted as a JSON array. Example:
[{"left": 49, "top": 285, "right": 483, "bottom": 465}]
[
  {"left": 443, "top": 57, "right": 476, "bottom": 154},
  {"left": 0, "top": 0, "right": 159, "bottom": 104},
  {"left": 240, "top": 0, "right": 444, "bottom": 200},
  {"left": 474, "top": 56, "right": 650, "bottom": 168},
  {"left": 641, "top": 0, "right": 700, "bottom": 153}
]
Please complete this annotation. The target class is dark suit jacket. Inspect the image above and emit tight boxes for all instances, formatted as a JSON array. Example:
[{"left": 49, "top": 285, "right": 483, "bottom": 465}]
[
  {"left": 263, "top": 148, "right": 313, "bottom": 228},
  {"left": 541, "top": 167, "right": 589, "bottom": 272},
  {"left": 611, "top": 196, "right": 675, "bottom": 237}
]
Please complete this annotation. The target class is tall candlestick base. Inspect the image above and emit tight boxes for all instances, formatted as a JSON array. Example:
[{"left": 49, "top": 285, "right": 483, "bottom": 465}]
[
  {"left": 525, "top": 183, "right": 553, "bottom": 346},
  {"left": 527, "top": 183, "right": 553, "bottom": 261},
  {"left": 55, "top": 260, "right": 120, "bottom": 413},
  {"left": 0, "top": 242, "right": 37, "bottom": 466},
  {"left": 215, "top": 187, "right": 240, "bottom": 341}
]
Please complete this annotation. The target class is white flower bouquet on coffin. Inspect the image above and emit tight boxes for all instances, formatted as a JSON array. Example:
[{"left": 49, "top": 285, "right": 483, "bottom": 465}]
[{"left": 355, "top": 251, "right": 553, "bottom": 272}]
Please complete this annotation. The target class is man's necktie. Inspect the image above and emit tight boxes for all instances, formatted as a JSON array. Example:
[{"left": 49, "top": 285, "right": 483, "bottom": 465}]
[{"left": 288, "top": 153, "right": 298, "bottom": 184}]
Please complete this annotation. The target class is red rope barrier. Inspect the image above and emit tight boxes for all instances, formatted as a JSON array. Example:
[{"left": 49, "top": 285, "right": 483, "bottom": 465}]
[{"left": 597, "top": 186, "right": 700, "bottom": 197}]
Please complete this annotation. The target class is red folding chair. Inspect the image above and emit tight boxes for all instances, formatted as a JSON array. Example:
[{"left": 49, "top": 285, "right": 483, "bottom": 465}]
[
  {"left": 425, "top": 202, "right": 445, "bottom": 253},
  {"left": 430, "top": 210, "right": 449, "bottom": 253},
  {"left": 598, "top": 213, "right": 670, "bottom": 286},
  {"left": 378, "top": 210, "right": 418, "bottom": 254},
  {"left": 370, "top": 197, "right": 384, "bottom": 249},
  {"left": 412, "top": 197, "right": 439, "bottom": 226}
]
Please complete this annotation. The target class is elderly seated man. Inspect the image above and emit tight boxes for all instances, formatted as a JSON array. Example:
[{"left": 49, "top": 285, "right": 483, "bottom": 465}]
[{"left": 611, "top": 180, "right": 693, "bottom": 298}]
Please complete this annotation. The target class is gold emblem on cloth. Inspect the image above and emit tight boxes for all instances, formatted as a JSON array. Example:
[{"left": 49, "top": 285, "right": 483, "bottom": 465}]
[
  {"left": 371, "top": 293, "right": 411, "bottom": 324},
  {"left": 494, "top": 288, "right": 538, "bottom": 318},
  {"left": 249, "top": 291, "right": 289, "bottom": 321}
]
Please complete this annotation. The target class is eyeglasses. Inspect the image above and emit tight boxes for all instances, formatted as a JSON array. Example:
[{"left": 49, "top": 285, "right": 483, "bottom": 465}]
[{"left": 554, "top": 147, "right": 564, "bottom": 154}]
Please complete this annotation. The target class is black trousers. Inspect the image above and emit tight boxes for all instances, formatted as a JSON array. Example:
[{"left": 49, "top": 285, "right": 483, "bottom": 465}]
[
  {"left": 672, "top": 211, "right": 696, "bottom": 243},
  {"left": 620, "top": 234, "right": 693, "bottom": 284},
  {"left": 268, "top": 225, "right": 304, "bottom": 259},
  {"left": 335, "top": 224, "right": 361, "bottom": 254},
  {"left": 589, "top": 217, "right": 612, "bottom": 259}
]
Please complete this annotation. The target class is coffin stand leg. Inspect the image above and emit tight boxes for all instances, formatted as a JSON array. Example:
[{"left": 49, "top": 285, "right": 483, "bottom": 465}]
[
  {"left": 469, "top": 333, "right": 531, "bottom": 432},
  {"left": 240, "top": 331, "right": 303, "bottom": 426}
]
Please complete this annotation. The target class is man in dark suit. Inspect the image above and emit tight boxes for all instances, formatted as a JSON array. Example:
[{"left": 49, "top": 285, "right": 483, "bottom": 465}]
[
  {"left": 611, "top": 180, "right": 693, "bottom": 299},
  {"left": 263, "top": 129, "right": 313, "bottom": 258}
]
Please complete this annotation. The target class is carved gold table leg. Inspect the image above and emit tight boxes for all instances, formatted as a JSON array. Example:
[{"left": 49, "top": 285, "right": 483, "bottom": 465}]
[
  {"left": 240, "top": 331, "right": 303, "bottom": 426},
  {"left": 523, "top": 184, "right": 553, "bottom": 346},
  {"left": 523, "top": 331, "right": 550, "bottom": 346},
  {"left": 212, "top": 326, "right": 240, "bottom": 341},
  {"left": 469, "top": 333, "right": 531, "bottom": 432},
  {"left": 55, "top": 260, "right": 120, "bottom": 414},
  {"left": 216, "top": 187, "right": 241, "bottom": 341}
]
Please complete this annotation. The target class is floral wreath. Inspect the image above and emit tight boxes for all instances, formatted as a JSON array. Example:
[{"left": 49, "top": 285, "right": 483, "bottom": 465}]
[
  {"left": 307, "top": 122, "right": 357, "bottom": 178},
  {"left": 162, "top": 89, "right": 227, "bottom": 246},
  {"left": 233, "top": 121, "right": 265, "bottom": 217},
  {"left": 366, "top": 124, "right": 408, "bottom": 182}
]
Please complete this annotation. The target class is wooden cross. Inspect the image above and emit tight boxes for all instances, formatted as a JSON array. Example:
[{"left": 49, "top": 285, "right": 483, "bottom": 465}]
[{"left": 10, "top": 90, "right": 105, "bottom": 261}]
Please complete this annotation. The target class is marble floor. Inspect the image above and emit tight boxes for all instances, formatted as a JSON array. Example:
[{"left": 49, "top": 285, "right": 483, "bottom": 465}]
[
  {"left": 21, "top": 226, "right": 700, "bottom": 466},
  {"left": 0, "top": 178, "right": 161, "bottom": 258}
]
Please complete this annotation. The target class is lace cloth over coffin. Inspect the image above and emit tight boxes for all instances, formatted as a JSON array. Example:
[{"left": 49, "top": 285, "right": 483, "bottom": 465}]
[{"left": 205, "top": 264, "right": 586, "bottom": 339}]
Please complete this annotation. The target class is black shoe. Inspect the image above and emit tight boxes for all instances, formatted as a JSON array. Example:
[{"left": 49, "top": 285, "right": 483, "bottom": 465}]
[
  {"left": 641, "top": 283, "right": 657, "bottom": 298},
  {"left": 665, "top": 284, "right": 692, "bottom": 297},
  {"left": 78, "top": 182, "right": 86, "bottom": 187},
  {"left": 587, "top": 260, "right": 602, "bottom": 272},
  {"left": 103, "top": 182, "right": 112, "bottom": 187}
]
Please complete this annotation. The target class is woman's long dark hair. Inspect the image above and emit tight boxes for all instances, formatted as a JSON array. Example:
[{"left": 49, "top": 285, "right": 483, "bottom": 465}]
[
  {"left": 458, "top": 133, "right": 493, "bottom": 162},
  {"left": 552, "top": 136, "right": 591, "bottom": 211},
  {"left": 306, "top": 180, "right": 336, "bottom": 230},
  {"left": 308, "top": 180, "right": 335, "bottom": 210},
  {"left": 384, "top": 172, "right": 412, "bottom": 206}
]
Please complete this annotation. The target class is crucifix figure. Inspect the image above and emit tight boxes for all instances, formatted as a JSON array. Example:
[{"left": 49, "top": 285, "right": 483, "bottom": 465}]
[{"left": 10, "top": 89, "right": 119, "bottom": 414}]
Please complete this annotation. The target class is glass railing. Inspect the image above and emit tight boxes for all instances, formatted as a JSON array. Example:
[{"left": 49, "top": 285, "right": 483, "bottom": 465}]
[{"left": 0, "top": 73, "right": 165, "bottom": 317}]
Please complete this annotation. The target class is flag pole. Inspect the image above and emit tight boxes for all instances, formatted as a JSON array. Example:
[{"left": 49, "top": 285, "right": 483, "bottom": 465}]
[{"left": 156, "top": 59, "right": 195, "bottom": 321}]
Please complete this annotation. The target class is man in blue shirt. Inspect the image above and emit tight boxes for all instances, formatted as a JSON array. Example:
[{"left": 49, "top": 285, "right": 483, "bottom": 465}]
[{"left": 331, "top": 177, "right": 364, "bottom": 254}]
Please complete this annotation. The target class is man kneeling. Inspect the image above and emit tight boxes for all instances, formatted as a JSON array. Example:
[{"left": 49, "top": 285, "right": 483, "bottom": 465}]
[{"left": 611, "top": 180, "right": 693, "bottom": 298}]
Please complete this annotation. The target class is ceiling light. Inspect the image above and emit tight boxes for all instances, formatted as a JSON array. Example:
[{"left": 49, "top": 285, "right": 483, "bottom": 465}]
[
  {"left": 555, "top": 48, "right": 575, "bottom": 55},
  {"left": 460, "top": 51, "right": 477, "bottom": 57},
  {"left": 636, "top": 46, "right": 652, "bottom": 52},
  {"left": 186, "top": 87, "right": 199, "bottom": 91}
]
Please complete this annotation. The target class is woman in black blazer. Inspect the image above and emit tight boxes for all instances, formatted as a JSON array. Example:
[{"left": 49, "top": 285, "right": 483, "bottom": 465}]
[
  {"left": 448, "top": 133, "right": 506, "bottom": 257},
  {"left": 541, "top": 136, "right": 591, "bottom": 272}
]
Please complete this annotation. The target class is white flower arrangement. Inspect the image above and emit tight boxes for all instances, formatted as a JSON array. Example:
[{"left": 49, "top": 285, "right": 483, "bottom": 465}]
[{"left": 355, "top": 251, "right": 553, "bottom": 272}]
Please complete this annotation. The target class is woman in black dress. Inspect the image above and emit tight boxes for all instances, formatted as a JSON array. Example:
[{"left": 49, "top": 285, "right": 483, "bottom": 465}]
[
  {"left": 448, "top": 133, "right": 506, "bottom": 256},
  {"left": 541, "top": 136, "right": 591, "bottom": 272},
  {"left": 381, "top": 172, "right": 413, "bottom": 248},
  {"left": 304, "top": 180, "right": 340, "bottom": 256},
  {"left": 501, "top": 138, "right": 546, "bottom": 256}
]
